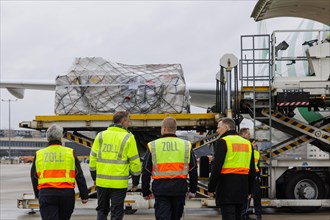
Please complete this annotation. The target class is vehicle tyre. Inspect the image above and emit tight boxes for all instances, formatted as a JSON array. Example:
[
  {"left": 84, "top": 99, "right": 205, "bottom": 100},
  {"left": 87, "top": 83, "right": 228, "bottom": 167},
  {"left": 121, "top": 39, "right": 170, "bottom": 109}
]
[
  {"left": 199, "top": 156, "right": 209, "bottom": 178},
  {"left": 285, "top": 171, "right": 324, "bottom": 212}
]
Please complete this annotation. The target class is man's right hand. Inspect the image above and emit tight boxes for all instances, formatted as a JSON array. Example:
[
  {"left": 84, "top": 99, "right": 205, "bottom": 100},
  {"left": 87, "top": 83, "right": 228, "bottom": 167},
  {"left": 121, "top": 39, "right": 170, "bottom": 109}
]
[{"left": 131, "top": 185, "right": 138, "bottom": 192}]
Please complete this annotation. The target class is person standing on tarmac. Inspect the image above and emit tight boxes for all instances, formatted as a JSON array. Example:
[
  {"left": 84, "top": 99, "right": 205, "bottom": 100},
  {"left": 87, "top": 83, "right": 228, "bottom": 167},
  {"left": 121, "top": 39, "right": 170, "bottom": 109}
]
[
  {"left": 89, "top": 111, "right": 141, "bottom": 220},
  {"left": 240, "top": 128, "right": 262, "bottom": 220},
  {"left": 208, "top": 118, "right": 255, "bottom": 220},
  {"left": 142, "top": 116, "right": 198, "bottom": 220},
  {"left": 31, "top": 124, "right": 89, "bottom": 220}
]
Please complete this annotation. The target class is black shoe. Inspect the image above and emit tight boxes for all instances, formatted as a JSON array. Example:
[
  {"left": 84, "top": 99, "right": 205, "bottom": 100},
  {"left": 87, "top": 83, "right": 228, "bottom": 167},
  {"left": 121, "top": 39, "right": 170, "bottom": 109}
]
[{"left": 256, "top": 216, "right": 262, "bottom": 219}]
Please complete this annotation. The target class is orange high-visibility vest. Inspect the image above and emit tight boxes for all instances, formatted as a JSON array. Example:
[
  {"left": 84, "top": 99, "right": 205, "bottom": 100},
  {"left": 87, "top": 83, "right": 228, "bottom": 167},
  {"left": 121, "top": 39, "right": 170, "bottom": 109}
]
[
  {"left": 221, "top": 135, "right": 252, "bottom": 175},
  {"left": 36, "top": 145, "right": 75, "bottom": 190},
  {"left": 148, "top": 137, "right": 191, "bottom": 179},
  {"left": 254, "top": 149, "right": 260, "bottom": 173}
]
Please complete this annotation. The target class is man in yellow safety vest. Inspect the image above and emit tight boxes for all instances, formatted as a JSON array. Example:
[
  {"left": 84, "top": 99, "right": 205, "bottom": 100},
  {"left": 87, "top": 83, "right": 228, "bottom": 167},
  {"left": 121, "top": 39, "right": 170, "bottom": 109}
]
[
  {"left": 240, "top": 128, "right": 262, "bottom": 220},
  {"left": 31, "top": 124, "right": 89, "bottom": 220},
  {"left": 89, "top": 111, "right": 141, "bottom": 220},
  {"left": 208, "top": 118, "right": 255, "bottom": 220},
  {"left": 142, "top": 116, "right": 198, "bottom": 220}
]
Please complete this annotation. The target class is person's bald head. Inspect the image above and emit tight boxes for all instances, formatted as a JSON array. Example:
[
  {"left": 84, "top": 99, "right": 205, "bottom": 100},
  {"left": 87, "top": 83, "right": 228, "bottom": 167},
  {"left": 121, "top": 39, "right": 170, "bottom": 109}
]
[{"left": 161, "top": 117, "right": 177, "bottom": 135}]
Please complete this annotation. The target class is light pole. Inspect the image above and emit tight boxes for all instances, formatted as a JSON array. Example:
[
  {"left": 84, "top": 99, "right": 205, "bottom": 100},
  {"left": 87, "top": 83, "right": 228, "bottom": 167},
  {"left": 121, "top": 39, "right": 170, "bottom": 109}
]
[{"left": 1, "top": 99, "right": 18, "bottom": 164}]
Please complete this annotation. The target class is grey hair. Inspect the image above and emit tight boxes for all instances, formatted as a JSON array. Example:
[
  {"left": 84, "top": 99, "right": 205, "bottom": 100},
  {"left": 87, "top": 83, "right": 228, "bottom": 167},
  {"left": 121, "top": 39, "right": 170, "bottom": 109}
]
[
  {"left": 46, "top": 124, "right": 63, "bottom": 142},
  {"left": 220, "top": 118, "right": 235, "bottom": 130}
]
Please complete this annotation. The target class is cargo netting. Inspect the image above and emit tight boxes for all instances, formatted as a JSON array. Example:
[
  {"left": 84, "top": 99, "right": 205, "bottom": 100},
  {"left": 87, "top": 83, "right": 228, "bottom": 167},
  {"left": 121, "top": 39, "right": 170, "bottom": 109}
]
[{"left": 55, "top": 57, "right": 190, "bottom": 114}]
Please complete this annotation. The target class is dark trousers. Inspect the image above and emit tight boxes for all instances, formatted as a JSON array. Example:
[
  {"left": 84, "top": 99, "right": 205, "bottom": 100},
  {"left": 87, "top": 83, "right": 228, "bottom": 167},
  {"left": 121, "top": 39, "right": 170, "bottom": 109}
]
[
  {"left": 242, "top": 177, "right": 262, "bottom": 218},
  {"left": 154, "top": 195, "right": 186, "bottom": 220},
  {"left": 220, "top": 203, "right": 243, "bottom": 220},
  {"left": 96, "top": 186, "right": 127, "bottom": 220},
  {"left": 39, "top": 195, "right": 75, "bottom": 220}
]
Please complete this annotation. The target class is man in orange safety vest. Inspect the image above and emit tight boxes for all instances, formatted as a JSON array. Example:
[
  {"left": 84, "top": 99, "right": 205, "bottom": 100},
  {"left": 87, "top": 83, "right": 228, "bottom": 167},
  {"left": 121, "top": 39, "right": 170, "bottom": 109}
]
[{"left": 142, "top": 116, "right": 198, "bottom": 220}]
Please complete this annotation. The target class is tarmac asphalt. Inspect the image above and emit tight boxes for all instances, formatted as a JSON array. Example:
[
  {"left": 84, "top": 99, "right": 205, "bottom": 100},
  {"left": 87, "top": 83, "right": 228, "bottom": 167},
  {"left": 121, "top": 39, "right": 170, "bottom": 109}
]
[{"left": 1, "top": 163, "right": 329, "bottom": 220}]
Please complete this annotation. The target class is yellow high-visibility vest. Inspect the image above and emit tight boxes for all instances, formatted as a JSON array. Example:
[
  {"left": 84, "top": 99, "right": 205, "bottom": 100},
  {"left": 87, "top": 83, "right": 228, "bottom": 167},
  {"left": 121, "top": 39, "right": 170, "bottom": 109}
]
[
  {"left": 148, "top": 137, "right": 191, "bottom": 179},
  {"left": 254, "top": 150, "right": 260, "bottom": 173},
  {"left": 89, "top": 126, "right": 141, "bottom": 188},
  {"left": 221, "top": 135, "right": 252, "bottom": 175},
  {"left": 36, "top": 145, "right": 75, "bottom": 190}
]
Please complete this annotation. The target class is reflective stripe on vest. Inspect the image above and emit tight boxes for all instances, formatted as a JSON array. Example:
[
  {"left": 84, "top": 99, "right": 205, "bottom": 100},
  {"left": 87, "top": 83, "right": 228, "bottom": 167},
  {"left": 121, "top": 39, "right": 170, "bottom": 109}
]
[
  {"left": 254, "top": 149, "right": 260, "bottom": 173},
  {"left": 148, "top": 137, "right": 191, "bottom": 179},
  {"left": 221, "top": 135, "right": 252, "bottom": 175},
  {"left": 35, "top": 145, "right": 75, "bottom": 189}
]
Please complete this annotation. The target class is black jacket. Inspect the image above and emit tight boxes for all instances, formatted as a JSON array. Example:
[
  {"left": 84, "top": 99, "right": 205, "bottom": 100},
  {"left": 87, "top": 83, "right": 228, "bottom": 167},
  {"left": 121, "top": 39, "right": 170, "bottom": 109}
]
[
  {"left": 30, "top": 140, "right": 89, "bottom": 200},
  {"left": 142, "top": 134, "right": 198, "bottom": 197},
  {"left": 208, "top": 130, "right": 255, "bottom": 205}
]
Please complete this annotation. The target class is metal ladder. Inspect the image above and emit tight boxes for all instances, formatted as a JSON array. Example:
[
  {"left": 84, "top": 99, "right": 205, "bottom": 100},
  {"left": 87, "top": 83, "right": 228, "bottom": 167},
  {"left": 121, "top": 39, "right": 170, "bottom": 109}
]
[{"left": 240, "top": 34, "right": 273, "bottom": 198}]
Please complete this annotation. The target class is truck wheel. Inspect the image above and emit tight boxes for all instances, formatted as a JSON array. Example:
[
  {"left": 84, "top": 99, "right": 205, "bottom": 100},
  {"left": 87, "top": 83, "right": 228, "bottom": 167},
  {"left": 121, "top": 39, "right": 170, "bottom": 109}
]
[{"left": 285, "top": 171, "right": 324, "bottom": 212}]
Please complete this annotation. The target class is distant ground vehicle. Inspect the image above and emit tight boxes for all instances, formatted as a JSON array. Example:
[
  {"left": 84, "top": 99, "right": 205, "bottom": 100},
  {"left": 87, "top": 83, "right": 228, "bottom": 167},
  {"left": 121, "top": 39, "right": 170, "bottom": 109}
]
[
  {"left": 19, "top": 156, "right": 34, "bottom": 163},
  {"left": 1, "top": 156, "right": 20, "bottom": 164}
]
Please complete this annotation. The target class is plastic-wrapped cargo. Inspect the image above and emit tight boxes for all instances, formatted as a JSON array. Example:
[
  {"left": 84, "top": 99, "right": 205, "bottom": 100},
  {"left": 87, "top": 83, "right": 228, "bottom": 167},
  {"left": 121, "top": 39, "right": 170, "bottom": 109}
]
[{"left": 55, "top": 57, "right": 191, "bottom": 114}]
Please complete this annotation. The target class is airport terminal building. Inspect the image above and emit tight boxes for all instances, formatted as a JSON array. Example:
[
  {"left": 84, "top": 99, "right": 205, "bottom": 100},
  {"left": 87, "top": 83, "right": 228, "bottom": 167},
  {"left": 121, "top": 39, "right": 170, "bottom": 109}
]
[{"left": 0, "top": 129, "right": 90, "bottom": 158}]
